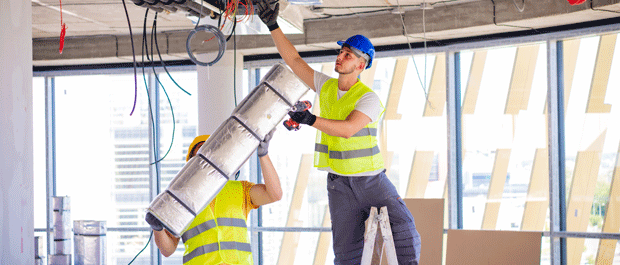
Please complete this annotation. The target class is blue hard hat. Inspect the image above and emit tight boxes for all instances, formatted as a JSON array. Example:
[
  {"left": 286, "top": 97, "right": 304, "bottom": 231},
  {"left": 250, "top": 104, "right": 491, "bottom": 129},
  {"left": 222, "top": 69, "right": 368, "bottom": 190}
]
[{"left": 337, "top": 35, "right": 375, "bottom": 69}]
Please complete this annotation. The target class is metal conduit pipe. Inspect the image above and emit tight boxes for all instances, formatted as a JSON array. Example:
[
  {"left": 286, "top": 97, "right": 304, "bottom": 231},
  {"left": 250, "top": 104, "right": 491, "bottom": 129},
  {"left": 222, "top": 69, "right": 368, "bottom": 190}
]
[
  {"left": 132, "top": 0, "right": 165, "bottom": 13},
  {"left": 184, "top": 0, "right": 216, "bottom": 17},
  {"left": 143, "top": 0, "right": 179, "bottom": 13},
  {"left": 171, "top": 0, "right": 206, "bottom": 17}
]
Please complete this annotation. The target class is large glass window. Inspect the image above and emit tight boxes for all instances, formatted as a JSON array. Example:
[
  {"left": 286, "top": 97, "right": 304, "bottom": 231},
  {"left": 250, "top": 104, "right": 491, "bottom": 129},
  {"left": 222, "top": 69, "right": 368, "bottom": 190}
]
[
  {"left": 563, "top": 33, "right": 620, "bottom": 265},
  {"left": 33, "top": 77, "right": 47, "bottom": 255},
  {"left": 52, "top": 71, "right": 199, "bottom": 264},
  {"left": 459, "top": 43, "right": 551, "bottom": 263}
]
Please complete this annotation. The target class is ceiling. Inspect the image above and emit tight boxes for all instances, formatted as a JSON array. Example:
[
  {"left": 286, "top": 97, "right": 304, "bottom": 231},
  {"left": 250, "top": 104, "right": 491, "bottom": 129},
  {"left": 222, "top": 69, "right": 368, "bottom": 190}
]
[{"left": 32, "top": 0, "right": 620, "bottom": 66}]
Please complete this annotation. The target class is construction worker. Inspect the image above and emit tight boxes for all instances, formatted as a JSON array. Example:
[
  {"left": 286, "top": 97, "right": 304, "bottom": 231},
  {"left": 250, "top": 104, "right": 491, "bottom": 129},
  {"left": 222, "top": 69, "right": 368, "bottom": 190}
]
[
  {"left": 257, "top": 1, "right": 421, "bottom": 264},
  {"left": 145, "top": 129, "right": 282, "bottom": 265}
]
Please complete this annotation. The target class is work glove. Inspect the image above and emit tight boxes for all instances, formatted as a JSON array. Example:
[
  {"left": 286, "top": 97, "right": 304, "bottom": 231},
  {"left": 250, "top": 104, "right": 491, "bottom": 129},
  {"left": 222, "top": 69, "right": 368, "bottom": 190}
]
[
  {"left": 288, "top": 110, "right": 316, "bottom": 126},
  {"left": 257, "top": 128, "right": 276, "bottom": 157},
  {"left": 256, "top": 0, "right": 279, "bottom": 31},
  {"left": 145, "top": 212, "right": 163, "bottom": 231}
]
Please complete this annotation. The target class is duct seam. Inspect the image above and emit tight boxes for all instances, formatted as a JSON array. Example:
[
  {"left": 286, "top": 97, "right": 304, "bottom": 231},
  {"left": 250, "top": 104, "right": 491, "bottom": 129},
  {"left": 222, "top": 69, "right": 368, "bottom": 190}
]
[
  {"left": 165, "top": 190, "right": 197, "bottom": 216},
  {"left": 263, "top": 82, "right": 294, "bottom": 108},
  {"left": 197, "top": 153, "right": 232, "bottom": 179},
  {"left": 230, "top": 116, "right": 262, "bottom": 141}
]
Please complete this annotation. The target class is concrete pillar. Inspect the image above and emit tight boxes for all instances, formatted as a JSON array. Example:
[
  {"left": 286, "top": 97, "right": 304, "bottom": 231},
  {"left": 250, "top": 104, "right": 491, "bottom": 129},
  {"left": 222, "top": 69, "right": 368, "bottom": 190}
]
[
  {"left": 197, "top": 50, "right": 244, "bottom": 134},
  {"left": 0, "top": 0, "right": 34, "bottom": 264}
]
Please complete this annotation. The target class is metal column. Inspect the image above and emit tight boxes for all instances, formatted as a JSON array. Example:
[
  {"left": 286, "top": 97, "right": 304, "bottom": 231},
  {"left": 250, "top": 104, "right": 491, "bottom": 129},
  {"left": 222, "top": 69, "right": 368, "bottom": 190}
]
[
  {"left": 547, "top": 39, "right": 567, "bottom": 265},
  {"left": 148, "top": 72, "right": 162, "bottom": 265},
  {"left": 45, "top": 76, "right": 57, "bottom": 256},
  {"left": 446, "top": 51, "right": 463, "bottom": 229}
]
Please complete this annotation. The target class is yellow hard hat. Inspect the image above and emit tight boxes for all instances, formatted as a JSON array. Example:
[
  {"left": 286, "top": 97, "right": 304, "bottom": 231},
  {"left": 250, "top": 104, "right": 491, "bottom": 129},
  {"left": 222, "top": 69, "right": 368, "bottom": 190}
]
[{"left": 186, "top": 135, "right": 210, "bottom": 161}]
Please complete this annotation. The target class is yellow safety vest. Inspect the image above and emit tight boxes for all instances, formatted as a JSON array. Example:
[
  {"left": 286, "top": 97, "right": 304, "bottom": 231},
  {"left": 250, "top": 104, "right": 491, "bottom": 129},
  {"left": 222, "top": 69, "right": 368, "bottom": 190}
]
[
  {"left": 181, "top": 181, "right": 252, "bottom": 265},
  {"left": 314, "top": 79, "right": 384, "bottom": 175}
]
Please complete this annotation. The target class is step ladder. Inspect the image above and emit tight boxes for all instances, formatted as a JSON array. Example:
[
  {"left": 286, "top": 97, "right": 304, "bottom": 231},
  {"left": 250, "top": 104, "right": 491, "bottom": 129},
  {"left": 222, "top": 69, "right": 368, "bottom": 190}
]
[{"left": 361, "top": 206, "right": 398, "bottom": 265}]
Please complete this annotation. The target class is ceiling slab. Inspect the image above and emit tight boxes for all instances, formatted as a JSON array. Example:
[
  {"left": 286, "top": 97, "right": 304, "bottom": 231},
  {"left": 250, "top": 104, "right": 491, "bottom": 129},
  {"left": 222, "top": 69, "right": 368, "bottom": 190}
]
[{"left": 32, "top": 0, "right": 620, "bottom": 66}]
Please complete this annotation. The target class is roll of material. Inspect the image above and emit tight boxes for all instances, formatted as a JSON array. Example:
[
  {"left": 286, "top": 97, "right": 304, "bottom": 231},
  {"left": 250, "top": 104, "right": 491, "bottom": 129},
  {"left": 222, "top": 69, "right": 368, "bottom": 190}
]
[
  {"left": 52, "top": 196, "right": 71, "bottom": 211},
  {"left": 49, "top": 254, "right": 72, "bottom": 265},
  {"left": 74, "top": 220, "right": 107, "bottom": 265},
  {"left": 53, "top": 239, "right": 72, "bottom": 255},
  {"left": 34, "top": 236, "right": 44, "bottom": 258},
  {"left": 147, "top": 63, "right": 309, "bottom": 237},
  {"left": 53, "top": 212, "right": 72, "bottom": 239},
  {"left": 74, "top": 220, "right": 107, "bottom": 235}
]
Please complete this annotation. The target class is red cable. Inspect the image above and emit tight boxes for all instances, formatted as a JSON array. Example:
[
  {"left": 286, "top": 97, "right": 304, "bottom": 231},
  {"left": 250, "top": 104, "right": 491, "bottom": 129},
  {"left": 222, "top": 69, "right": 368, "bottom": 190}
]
[
  {"left": 567, "top": 0, "right": 586, "bottom": 5},
  {"left": 59, "top": 0, "right": 67, "bottom": 54}
]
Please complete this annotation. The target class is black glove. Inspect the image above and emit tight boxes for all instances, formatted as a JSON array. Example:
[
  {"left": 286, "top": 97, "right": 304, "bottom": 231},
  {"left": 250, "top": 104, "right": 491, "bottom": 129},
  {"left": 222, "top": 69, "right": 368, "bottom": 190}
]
[
  {"left": 145, "top": 212, "right": 163, "bottom": 231},
  {"left": 256, "top": 0, "right": 279, "bottom": 31},
  {"left": 288, "top": 110, "right": 316, "bottom": 126},
  {"left": 257, "top": 128, "right": 276, "bottom": 157}
]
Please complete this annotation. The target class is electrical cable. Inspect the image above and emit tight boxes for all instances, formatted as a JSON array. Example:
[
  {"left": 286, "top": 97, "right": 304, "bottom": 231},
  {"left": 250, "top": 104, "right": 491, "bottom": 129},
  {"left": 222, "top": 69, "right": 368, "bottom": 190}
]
[
  {"left": 58, "top": 0, "right": 67, "bottom": 54},
  {"left": 127, "top": 231, "right": 153, "bottom": 265},
  {"left": 153, "top": 27, "right": 192, "bottom": 96},
  {"left": 150, "top": 12, "right": 177, "bottom": 164},
  {"left": 124, "top": 11, "right": 158, "bottom": 265},
  {"left": 309, "top": 1, "right": 460, "bottom": 9},
  {"left": 186, "top": 24, "right": 227, "bottom": 66},
  {"left": 234, "top": 19, "right": 238, "bottom": 107},
  {"left": 490, "top": 0, "right": 536, "bottom": 31},
  {"left": 394, "top": 0, "right": 433, "bottom": 109},
  {"left": 589, "top": 0, "right": 620, "bottom": 14},
  {"left": 512, "top": 0, "right": 525, "bottom": 12},
  {"left": 306, "top": 0, "right": 461, "bottom": 21},
  {"left": 120, "top": 0, "right": 139, "bottom": 116},
  {"left": 422, "top": 0, "right": 428, "bottom": 110}
]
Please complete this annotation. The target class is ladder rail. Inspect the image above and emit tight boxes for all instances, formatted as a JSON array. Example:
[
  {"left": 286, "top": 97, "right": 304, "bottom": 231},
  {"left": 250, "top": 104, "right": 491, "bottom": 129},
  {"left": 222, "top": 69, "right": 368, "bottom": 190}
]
[
  {"left": 361, "top": 207, "right": 379, "bottom": 264},
  {"left": 361, "top": 206, "right": 398, "bottom": 265}
]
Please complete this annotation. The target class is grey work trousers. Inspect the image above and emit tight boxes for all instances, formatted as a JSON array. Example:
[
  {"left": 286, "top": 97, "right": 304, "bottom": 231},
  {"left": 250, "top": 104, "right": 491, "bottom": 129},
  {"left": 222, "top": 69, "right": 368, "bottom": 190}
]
[{"left": 327, "top": 170, "right": 421, "bottom": 265}]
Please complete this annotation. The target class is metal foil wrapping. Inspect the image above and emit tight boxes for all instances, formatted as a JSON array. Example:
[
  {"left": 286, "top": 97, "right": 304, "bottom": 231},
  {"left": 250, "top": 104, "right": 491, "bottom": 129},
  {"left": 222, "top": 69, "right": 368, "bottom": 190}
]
[
  {"left": 195, "top": 117, "right": 261, "bottom": 177},
  {"left": 34, "top": 236, "right": 44, "bottom": 258},
  {"left": 74, "top": 220, "right": 107, "bottom": 265},
  {"left": 74, "top": 220, "right": 107, "bottom": 235},
  {"left": 53, "top": 239, "right": 71, "bottom": 255},
  {"left": 147, "top": 63, "right": 309, "bottom": 238},
  {"left": 49, "top": 254, "right": 71, "bottom": 265},
  {"left": 148, "top": 190, "right": 199, "bottom": 237},
  {"left": 261, "top": 63, "right": 309, "bottom": 104},
  {"left": 167, "top": 156, "right": 229, "bottom": 216},
  {"left": 52, "top": 196, "right": 71, "bottom": 211},
  {"left": 233, "top": 83, "right": 293, "bottom": 140},
  {"left": 53, "top": 212, "right": 72, "bottom": 239}
]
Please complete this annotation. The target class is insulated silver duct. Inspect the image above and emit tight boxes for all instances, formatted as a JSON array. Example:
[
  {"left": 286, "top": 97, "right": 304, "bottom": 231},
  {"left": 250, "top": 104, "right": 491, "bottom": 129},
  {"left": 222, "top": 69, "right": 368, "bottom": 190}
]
[
  {"left": 146, "top": 63, "right": 309, "bottom": 237},
  {"left": 50, "top": 196, "right": 72, "bottom": 265},
  {"left": 35, "top": 236, "right": 45, "bottom": 265},
  {"left": 74, "top": 220, "right": 107, "bottom": 265}
]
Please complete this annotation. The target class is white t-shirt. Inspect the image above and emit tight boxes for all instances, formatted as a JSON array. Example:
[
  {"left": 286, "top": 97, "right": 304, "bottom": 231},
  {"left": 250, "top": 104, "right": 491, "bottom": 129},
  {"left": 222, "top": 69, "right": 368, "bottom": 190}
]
[
  {"left": 314, "top": 71, "right": 382, "bottom": 122},
  {"left": 313, "top": 70, "right": 385, "bottom": 177}
]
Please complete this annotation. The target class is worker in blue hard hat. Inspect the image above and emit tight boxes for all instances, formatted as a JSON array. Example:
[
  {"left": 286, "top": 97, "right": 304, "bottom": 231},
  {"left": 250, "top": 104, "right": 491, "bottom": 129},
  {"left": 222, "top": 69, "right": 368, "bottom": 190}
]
[
  {"left": 147, "top": 129, "right": 283, "bottom": 265},
  {"left": 257, "top": 1, "right": 421, "bottom": 264}
]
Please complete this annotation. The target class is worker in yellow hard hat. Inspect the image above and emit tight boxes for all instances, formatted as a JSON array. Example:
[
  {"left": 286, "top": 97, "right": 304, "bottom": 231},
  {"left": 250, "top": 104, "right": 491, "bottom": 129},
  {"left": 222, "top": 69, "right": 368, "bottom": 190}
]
[
  {"left": 256, "top": 1, "right": 420, "bottom": 264},
  {"left": 148, "top": 129, "right": 282, "bottom": 265}
]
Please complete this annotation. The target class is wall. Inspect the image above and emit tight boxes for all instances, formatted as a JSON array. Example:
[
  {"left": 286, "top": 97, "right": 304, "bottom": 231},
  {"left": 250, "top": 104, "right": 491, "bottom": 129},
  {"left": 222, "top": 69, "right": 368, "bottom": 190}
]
[{"left": 0, "top": 0, "right": 34, "bottom": 264}]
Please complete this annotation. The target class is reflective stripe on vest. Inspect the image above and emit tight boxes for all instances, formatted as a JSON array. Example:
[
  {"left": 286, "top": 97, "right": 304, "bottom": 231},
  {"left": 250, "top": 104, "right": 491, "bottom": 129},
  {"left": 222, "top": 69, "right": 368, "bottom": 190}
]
[
  {"left": 181, "top": 218, "right": 247, "bottom": 243},
  {"left": 182, "top": 181, "right": 252, "bottom": 265},
  {"left": 314, "top": 78, "right": 385, "bottom": 175},
  {"left": 183, "top": 242, "right": 252, "bottom": 264},
  {"left": 315, "top": 145, "right": 381, "bottom": 160}
]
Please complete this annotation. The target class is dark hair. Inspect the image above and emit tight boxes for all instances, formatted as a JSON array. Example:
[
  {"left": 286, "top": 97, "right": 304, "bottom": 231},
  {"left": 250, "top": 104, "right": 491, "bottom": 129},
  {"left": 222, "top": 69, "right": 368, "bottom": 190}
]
[{"left": 189, "top": 141, "right": 205, "bottom": 159}]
